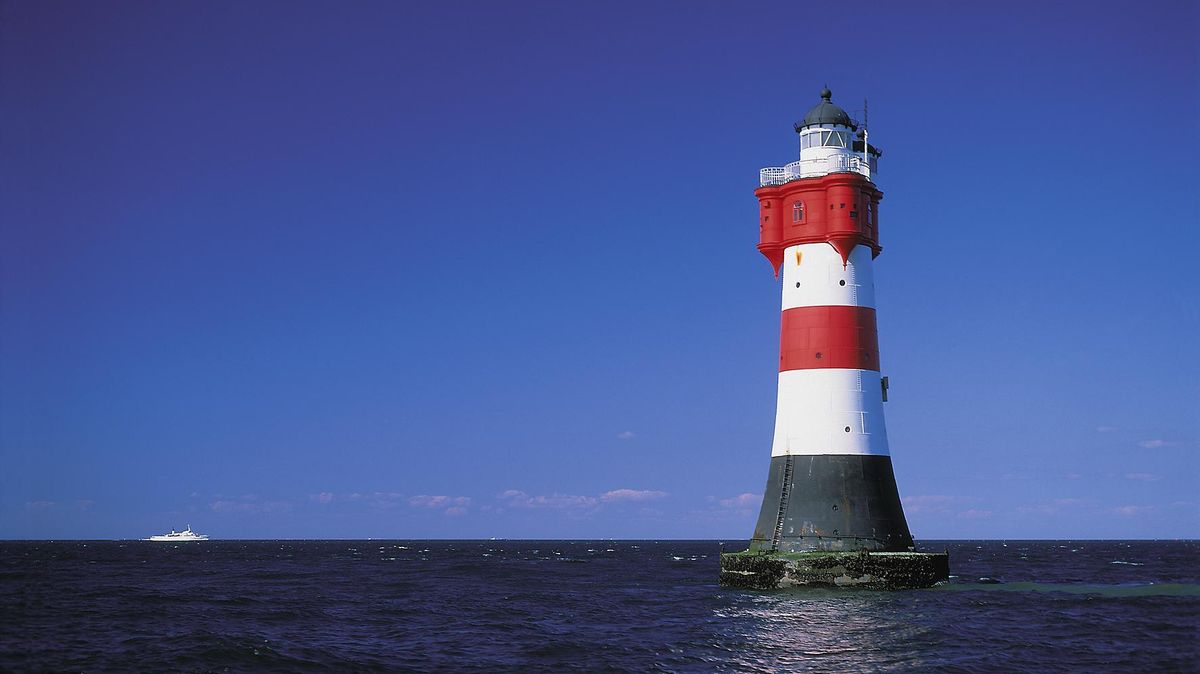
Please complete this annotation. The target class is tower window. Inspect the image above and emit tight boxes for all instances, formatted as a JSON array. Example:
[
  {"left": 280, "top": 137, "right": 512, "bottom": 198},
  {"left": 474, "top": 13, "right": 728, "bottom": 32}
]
[
  {"left": 822, "top": 131, "right": 847, "bottom": 147},
  {"left": 803, "top": 130, "right": 849, "bottom": 149},
  {"left": 792, "top": 202, "right": 804, "bottom": 223}
]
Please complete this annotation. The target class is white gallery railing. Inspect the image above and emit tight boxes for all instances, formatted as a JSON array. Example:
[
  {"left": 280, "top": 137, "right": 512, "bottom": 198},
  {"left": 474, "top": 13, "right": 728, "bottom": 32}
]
[{"left": 759, "top": 154, "right": 874, "bottom": 186}]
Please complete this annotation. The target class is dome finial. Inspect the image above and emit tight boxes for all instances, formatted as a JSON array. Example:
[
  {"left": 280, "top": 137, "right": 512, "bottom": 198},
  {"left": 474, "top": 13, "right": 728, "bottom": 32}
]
[{"left": 796, "top": 86, "right": 855, "bottom": 131}]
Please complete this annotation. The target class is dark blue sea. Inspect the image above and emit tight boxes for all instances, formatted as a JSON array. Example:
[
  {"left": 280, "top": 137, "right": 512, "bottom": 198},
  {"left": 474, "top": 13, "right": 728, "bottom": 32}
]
[{"left": 2, "top": 540, "right": 1196, "bottom": 673}]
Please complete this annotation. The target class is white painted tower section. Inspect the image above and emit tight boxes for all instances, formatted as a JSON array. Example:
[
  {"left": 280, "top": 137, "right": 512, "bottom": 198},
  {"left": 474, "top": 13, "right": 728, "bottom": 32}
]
[
  {"left": 770, "top": 242, "right": 890, "bottom": 458},
  {"left": 781, "top": 243, "right": 876, "bottom": 310}
]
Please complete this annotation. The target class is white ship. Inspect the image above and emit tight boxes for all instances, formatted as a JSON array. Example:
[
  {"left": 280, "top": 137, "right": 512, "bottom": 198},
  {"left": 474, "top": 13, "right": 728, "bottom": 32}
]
[{"left": 145, "top": 525, "right": 208, "bottom": 542}]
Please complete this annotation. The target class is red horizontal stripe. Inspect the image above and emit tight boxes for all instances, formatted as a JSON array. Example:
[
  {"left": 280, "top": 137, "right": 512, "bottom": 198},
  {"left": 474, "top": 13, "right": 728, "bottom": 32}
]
[{"left": 780, "top": 306, "right": 880, "bottom": 372}]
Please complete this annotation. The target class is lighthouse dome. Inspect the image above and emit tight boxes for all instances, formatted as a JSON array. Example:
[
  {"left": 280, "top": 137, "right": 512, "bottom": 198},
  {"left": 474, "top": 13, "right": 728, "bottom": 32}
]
[{"left": 796, "top": 88, "right": 856, "bottom": 131}]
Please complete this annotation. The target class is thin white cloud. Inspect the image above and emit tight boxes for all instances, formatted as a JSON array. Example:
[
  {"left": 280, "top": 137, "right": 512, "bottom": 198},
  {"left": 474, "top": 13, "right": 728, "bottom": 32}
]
[
  {"left": 356, "top": 491, "right": 404, "bottom": 502},
  {"left": 696, "top": 492, "right": 762, "bottom": 520},
  {"left": 600, "top": 489, "right": 667, "bottom": 503},
  {"left": 408, "top": 495, "right": 471, "bottom": 509},
  {"left": 210, "top": 496, "right": 292, "bottom": 514},
  {"left": 497, "top": 488, "right": 667, "bottom": 510},
  {"left": 616, "top": 431, "right": 636, "bottom": 440},
  {"left": 1096, "top": 426, "right": 1119, "bottom": 433},
  {"left": 498, "top": 490, "right": 599, "bottom": 509},
  {"left": 1110, "top": 505, "right": 1156, "bottom": 516},
  {"left": 344, "top": 492, "right": 405, "bottom": 508},
  {"left": 1017, "top": 498, "right": 1094, "bottom": 515},
  {"left": 1124, "top": 473, "right": 1160, "bottom": 482},
  {"left": 902, "top": 495, "right": 959, "bottom": 514},
  {"left": 1138, "top": 439, "right": 1171, "bottom": 449},
  {"left": 536, "top": 494, "right": 598, "bottom": 508},
  {"left": 719, "top": 493, "right": 760, "bottom": 509},
  {"left": 310, "top": 491, "right": 471, "bottom": 512},
  {"left": 24, "top": 499, "right": 97, "bottom": 512},
  {"left": 903, "top": 495, "right": 991, "bottom": 519}
]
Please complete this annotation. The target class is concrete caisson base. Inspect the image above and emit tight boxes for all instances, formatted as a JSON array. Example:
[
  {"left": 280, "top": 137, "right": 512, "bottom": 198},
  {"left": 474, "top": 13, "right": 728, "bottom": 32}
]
[{"left": 719, "top": 549, "right": 949, "bottom": 590}]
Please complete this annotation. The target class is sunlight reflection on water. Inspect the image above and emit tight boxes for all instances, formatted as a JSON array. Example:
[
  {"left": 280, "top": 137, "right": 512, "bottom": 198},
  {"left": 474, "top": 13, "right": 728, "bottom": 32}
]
[{"left": 713, "top": 590, "right": 940, "bottom": 672}]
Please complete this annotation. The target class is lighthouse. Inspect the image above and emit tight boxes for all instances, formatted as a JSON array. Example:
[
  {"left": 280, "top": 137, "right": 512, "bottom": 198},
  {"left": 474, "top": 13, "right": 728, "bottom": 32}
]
[{"left": 720, "top": 89, "right": 948, "bottom": 589}]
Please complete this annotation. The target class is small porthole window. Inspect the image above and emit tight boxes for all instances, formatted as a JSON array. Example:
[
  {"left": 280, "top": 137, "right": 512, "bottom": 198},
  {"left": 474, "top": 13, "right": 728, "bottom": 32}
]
[
  {"left": 795, "top": 282, "right": 801, "bottom": 288},
  {"left": 831, "top": 504, "right": 839, "bottom": 511},
  {"left": 815, "top": 352, "right": 823, "bottom": 359},
  {"left": 844, "top": 426, "right": 851, "bottom": 433},
  {"left": 839, "top": 280, "right": 846, "bottom": 286}
]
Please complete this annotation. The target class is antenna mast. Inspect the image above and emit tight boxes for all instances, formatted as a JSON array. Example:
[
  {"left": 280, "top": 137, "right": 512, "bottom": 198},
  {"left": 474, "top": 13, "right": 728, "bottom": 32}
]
[{"left": 862, "top": 98, "right": 870, "bottom": 165}]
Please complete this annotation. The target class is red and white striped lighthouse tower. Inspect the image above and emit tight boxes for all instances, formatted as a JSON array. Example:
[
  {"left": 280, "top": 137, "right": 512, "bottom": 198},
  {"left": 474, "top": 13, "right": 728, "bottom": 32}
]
[{"left": 746, "top": 88, "right": 914, "bottom": 554}]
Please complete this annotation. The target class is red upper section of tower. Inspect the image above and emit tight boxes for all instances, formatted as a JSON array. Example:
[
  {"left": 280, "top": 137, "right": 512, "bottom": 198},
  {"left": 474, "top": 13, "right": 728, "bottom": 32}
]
[{"left": 754, "top": 172, "right": 883, "bottom": 276}]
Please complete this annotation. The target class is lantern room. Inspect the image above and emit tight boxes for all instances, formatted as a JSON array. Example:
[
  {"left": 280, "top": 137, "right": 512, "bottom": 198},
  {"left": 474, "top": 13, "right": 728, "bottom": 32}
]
[{"left": 760, "top": 89, "right": 881, "bottom": 186}]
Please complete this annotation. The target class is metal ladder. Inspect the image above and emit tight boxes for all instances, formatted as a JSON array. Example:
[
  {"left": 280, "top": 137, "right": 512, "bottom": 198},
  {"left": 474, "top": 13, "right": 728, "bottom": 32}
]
[{"left": 770, "top": 455, "right": 796, "bottom": 551}]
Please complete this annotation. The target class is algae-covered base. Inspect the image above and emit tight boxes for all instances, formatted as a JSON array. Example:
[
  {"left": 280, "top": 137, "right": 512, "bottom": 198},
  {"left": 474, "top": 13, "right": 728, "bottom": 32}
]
[{"left": 720, "top": 549, "right": 949, "bottom": 590}]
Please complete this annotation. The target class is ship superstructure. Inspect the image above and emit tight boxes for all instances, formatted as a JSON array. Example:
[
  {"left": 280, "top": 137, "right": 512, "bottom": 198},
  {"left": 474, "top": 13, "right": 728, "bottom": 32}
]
[{"left": 146, "top": 525, "right": 208, "bottom": 542}]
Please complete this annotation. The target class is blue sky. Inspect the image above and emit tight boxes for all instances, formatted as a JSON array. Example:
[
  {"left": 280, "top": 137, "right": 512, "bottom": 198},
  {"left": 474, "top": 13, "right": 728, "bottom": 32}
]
[{"left": 2, "top": 0, "right": 1196, "bottom": 540}]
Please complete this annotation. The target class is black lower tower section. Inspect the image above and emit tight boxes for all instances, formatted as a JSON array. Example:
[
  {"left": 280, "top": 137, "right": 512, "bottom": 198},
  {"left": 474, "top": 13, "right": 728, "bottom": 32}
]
[{"left": 749, "top": 454, "right": 914, "bottom": 553}]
